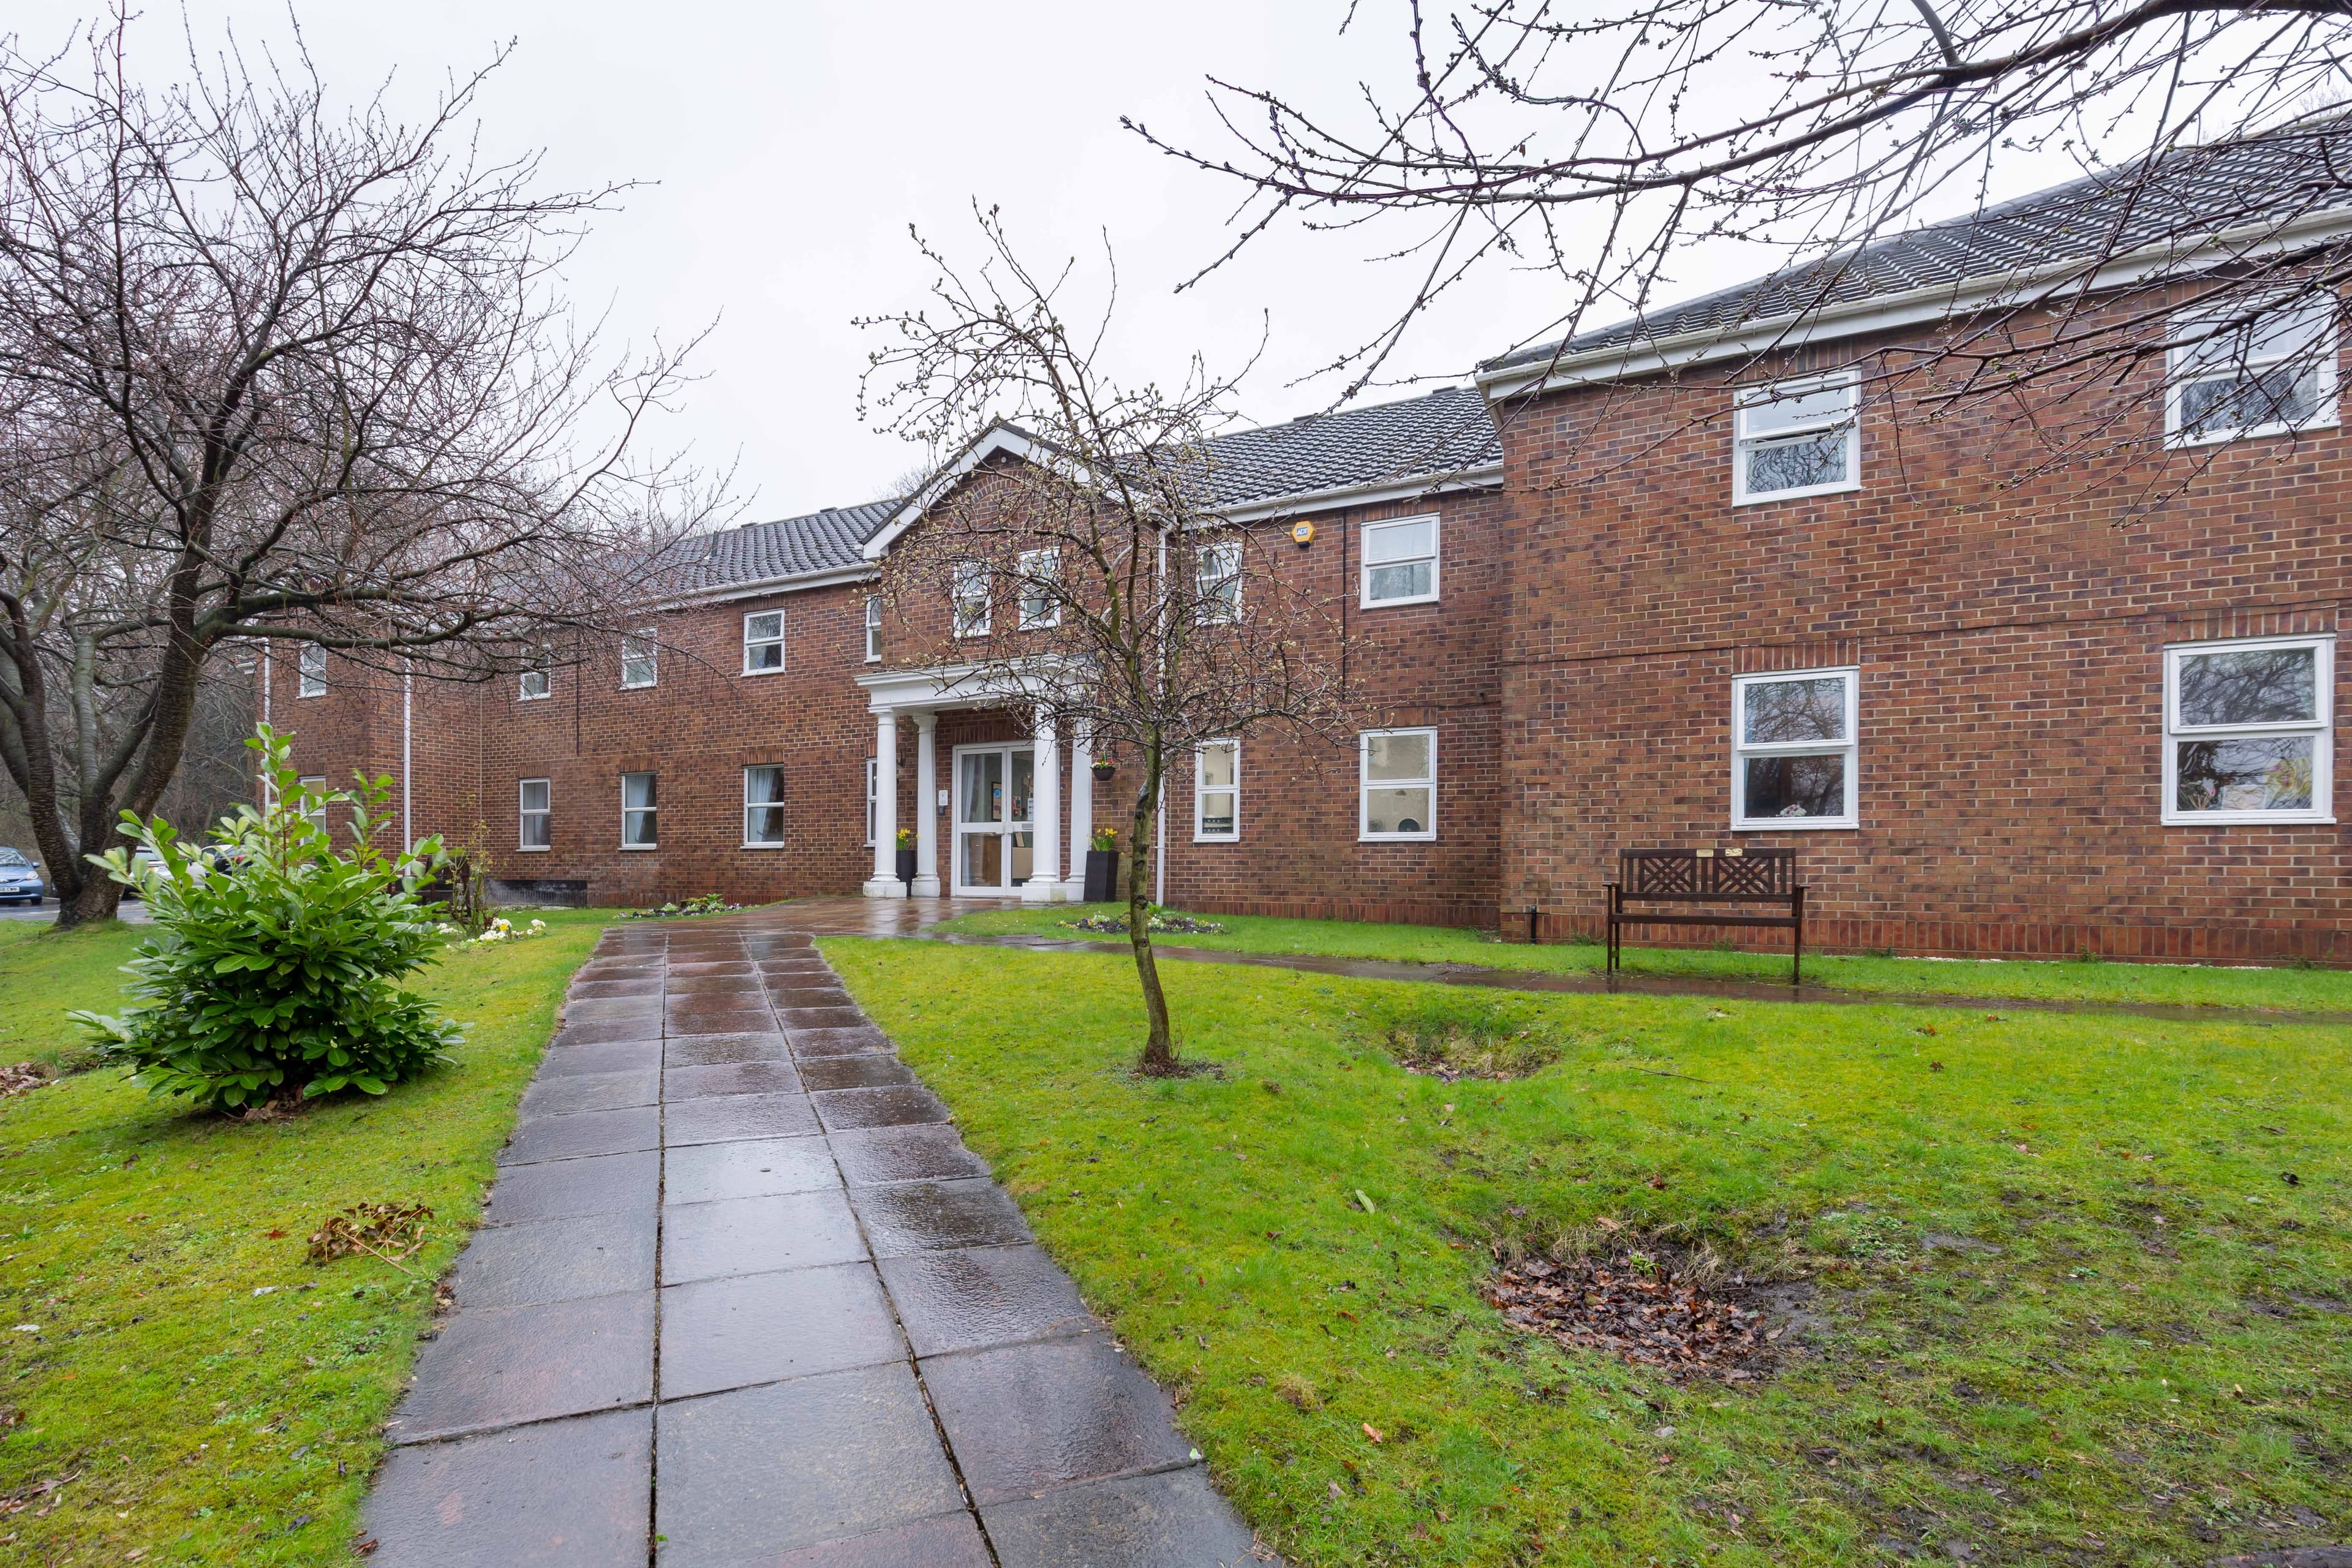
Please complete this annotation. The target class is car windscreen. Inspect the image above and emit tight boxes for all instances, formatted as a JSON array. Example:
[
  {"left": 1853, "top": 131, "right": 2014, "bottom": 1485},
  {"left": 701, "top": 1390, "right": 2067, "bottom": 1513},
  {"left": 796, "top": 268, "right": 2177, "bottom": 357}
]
[{"left": 0, "top": 848, "right": 28, "bottom": 868}]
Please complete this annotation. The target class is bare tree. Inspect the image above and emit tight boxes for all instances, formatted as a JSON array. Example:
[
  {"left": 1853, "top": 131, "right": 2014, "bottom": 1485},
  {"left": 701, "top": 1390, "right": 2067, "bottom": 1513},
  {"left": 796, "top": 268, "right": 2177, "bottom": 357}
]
[
  {"left": 0, "top": 15, "right": 717, "bottom": 927},
  {"left": 1134, "top": 1, "right": 2352, "bottom": 486},
  {"left": 859, "top": 212, "right": 1349, "bottom": 1076}
]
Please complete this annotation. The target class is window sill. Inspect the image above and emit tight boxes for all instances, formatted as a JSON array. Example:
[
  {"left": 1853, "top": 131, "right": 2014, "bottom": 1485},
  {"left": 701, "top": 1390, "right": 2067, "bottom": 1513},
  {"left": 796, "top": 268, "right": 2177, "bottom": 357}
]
[
  {"left": 296, "top": 691, "right": 325, "bottom": 700},
  {"left": 516, "top": 845, "right": 551, "bottom": 853},
  {"left": 518, "top": 693, "right": 552, "bottom": 703},
  {"left": 863, "top": 654, "right": 883, "bottom": 665},
  {"left": 1359, "top": 592, "right": 1439, "bottom": 611},
  {"left": 618, "top": 843, "right": 659, "bottom": 851},
  {"left": 1731, "top": 818, "right": 1858, "bottom": 832},
  {"left": 1359, "top": 832, "right": 1436, "bottom": 843},
  {"left": 1193, "top": 834, "right": 1240, "bottom": 844},
  {"left": 2160, "top": 811, "right": 2336, "bottom": 827},
  {"left": 619, "top": 684, "right": 657, "bottom": 693},
  {"left": 1733, "top": 478, "right": 1862, "bottom": 508},
  {"left": 739, "top": 665, "right": 786, "bottom": 678},
  {"left": 741, "top": 842, "right": 786, "bottom": 850}
]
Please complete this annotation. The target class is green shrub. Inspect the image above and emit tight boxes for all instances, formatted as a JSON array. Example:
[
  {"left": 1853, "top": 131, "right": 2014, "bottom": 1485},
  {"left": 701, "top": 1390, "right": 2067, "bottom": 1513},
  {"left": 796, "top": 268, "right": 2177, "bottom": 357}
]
[{"left": 70, "top": 726, "right": 461, "bottom": 1110}]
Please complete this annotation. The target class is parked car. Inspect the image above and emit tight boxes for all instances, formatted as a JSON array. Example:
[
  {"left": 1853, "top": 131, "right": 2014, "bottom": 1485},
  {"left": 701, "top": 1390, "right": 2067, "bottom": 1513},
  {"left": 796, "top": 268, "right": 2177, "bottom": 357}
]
[{"left": 0, "top": 846, "right": 43, "bottom": 906}]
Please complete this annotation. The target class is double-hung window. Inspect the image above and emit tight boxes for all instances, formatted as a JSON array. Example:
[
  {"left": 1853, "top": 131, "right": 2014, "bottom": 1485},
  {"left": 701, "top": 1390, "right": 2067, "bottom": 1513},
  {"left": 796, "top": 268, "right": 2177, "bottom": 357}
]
[
  {"left": 620, "top": 629, "right": 658, "bottom": 689},
  {"left": 743, "top": 610, "right": 785, "bottom": 674},
  {"left": 296, "top": 775, "right": 329, "bottom": 831},
  {"left": 864, "top": 756, "right": 879, "bottom": 845},
  {"left": 2166, "top": 296, "right": 2340, "bottom": 446},
  {"left": 518, "top": 778, "right": 551, "bottom": 850},
  {"left": 1194, "top": 741, "right": 1239, "bottom": 841},
  {"left": 1733, "top": 374, "right": 1860, "bottom": 503},
  {"left": 864, "top": 596, "right": 883, "bottom": 663},
  {"left": 1360, "top": 516, "right": 1438, "bottom": 607},
  {"left": 296, "top": 644, "right": 327, "bottom": 698},
  {"left": 620, "top": 772, "right": 657, "bottom": 848},
  {"left": 2163, "top": 636, "right": 2334, "bottom": 823},
  {"left": 744, "top": 764, "right": 786, "bottom": 846},
  {"left": 518, "top": 649, "right": 551, "bottom": 701},
  {"left": 1197, "top": 538, "right": 1243, "bottom": 622},
  {"left": 952, "top": 562, "right": 990, "bottom": 638},
  {"left": 1360, "top": 728, "right": 1436, "bottom": 840},
  {"left": 1731, "top": 668, "right": 1858, "bottom": 829},
  {"left": 1017, "top": 548, "right": 1060, "bottom": 630}
]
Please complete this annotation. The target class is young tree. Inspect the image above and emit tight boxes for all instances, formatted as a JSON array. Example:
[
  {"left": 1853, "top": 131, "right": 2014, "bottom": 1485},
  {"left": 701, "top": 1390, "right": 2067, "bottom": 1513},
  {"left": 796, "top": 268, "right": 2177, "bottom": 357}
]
[
  {"left": 860, "top": 212, "right": 1350, "bottom": 1076},
  {"left": 0, "top": 17, "right": 715, "bottom": 927},
  {"left": 1135, "top": 1, "right": 2352, "bottom": 479}
]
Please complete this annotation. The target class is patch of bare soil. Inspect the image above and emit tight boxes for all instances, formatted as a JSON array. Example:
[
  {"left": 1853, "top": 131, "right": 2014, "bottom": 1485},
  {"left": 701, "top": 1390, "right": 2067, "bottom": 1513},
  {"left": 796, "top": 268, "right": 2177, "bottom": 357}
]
[{"left": 1482, "top": 1245, "right": 1800, "bottom": 1382}]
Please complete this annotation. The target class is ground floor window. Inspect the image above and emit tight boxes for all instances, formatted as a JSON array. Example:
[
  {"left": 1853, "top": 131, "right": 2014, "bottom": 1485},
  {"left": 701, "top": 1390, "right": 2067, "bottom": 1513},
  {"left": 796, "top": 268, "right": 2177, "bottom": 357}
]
[
  {"left": 1195, "top": 740, "right": 1238, "bottom": 840},
  {"left": 518, "top": 778, "right": 551, "bottom": 850},
  {"left": 1732, "top": 668, "right": 1858, "bottom": 829},
  {"left": 620, "top": 772, "right": 657, "bottom": 848},
  {"left": 1360, "top": 728, "right": 1436, "bottom": 840},
  {"left": 744, "top": 765, "right": 785, "bottom": 846},
  {"left": 865, "top": 756, "right": 878, "bottom": 845},
  {"left": 2163, "top": 635, "right": 2334, "bottom": 823},
  {"left": 296, "top": 775, "right": 328, "bottom": 832}
]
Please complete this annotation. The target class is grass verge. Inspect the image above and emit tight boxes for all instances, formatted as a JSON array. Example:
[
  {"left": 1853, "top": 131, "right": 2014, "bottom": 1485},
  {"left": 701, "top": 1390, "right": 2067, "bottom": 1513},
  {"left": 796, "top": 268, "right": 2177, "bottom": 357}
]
[
  {"left": 0, "top": 908, "right": 613, "bottom": 1565},
  {"left": 827, "top": 937, "right": 2350, "bottom": 1568},
  {"left": 930, "top": 902, "right": 2352, "bottom": 1012}
]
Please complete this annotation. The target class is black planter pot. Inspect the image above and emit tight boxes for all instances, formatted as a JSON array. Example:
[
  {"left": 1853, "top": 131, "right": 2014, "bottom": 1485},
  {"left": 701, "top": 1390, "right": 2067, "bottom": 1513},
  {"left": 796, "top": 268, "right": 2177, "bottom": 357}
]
[
  {"left": 895, "top": 848, "right": 918, "bottom": 891},
  {"left": 1084, "top": 848, "right": 1119, "bottom": 903}
]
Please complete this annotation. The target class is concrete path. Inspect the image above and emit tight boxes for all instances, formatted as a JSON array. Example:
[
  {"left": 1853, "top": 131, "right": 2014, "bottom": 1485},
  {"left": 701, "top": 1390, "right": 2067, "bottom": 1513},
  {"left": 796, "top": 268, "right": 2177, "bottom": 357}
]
[{"left": 363, "top": 907, "right": 1267, "bottom": 1567}]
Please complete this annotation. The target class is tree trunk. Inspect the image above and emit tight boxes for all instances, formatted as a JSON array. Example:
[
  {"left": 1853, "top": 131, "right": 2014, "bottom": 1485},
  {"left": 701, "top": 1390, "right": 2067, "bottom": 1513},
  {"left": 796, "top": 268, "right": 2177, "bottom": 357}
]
[
  {"left": 56, "top": 875, "right": 126, "bottom": 930},
  {"left": 1128, "top": 736, "right": 1179, "bottom": 1076}
]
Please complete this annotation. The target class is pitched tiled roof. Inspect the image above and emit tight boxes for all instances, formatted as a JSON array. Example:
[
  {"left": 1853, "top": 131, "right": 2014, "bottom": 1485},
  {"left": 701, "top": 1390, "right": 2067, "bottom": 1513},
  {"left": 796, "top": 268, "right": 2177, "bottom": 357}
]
[
  {"left": 686, "top": 388, "right": 1502, "bottom": 592},
  {"left": 1487, "top": 113, "right": 2352, "bottom": 375}
]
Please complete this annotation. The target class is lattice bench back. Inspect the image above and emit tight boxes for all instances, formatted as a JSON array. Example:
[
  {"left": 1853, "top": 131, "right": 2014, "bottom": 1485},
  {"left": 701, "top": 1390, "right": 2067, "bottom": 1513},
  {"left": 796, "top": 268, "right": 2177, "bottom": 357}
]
[{"left": 1618, "top": 846, "right": 1798, "bottom": 900}]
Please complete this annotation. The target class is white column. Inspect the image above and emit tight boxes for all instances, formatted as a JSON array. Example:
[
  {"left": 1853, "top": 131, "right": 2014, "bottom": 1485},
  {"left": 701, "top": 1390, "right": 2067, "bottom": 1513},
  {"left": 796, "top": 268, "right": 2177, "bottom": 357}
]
[
  {"left": 911, "top": 712, "right": 941, "bottom": 898},
  {"left": 862, "top": 707, "right": 905, "bottom": 898},
  {"left": 1062, "top": 720, "right": 1093, "bottom": 901},
  {"left": 1023, "top": 710, "right": 1061, "bottom": 903}
]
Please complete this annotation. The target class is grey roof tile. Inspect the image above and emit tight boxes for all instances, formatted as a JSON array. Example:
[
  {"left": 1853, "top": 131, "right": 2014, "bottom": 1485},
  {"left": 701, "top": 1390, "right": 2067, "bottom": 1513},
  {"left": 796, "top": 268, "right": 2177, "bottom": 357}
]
[{"left": 1489, "top": 114, "right": 2352, "bottom": 374}]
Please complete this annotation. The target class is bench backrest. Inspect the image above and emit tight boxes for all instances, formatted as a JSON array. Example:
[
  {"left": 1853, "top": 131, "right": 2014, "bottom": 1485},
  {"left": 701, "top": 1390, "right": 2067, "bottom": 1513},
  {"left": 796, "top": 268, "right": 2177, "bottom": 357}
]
[{"left": 1618, "top": 847, "right": 1798, "bottom": 900}]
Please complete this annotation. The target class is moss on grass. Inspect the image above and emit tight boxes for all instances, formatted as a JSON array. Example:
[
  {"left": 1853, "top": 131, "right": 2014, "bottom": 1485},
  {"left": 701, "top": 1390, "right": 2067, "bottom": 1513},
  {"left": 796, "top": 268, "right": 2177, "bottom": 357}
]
[
  {"left": 829, "top": 936, "right": 2351, "bottom": 1568},
  {"left": 0, "top": 909, "right": 613, "bottom": 1565}
]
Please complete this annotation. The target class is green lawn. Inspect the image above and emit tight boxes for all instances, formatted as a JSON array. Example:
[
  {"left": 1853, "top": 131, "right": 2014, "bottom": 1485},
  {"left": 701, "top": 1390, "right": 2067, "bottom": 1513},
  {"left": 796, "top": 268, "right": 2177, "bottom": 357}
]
[
  {"left": 0, "top": 919, "right": 153, "bottom": 1072},
  {"left": 0, "top": 909, "right": 614, "bottom": 1565},
  {"left": 930, "top": 903, "right": 2352, "bottom": 1012},
  {"left": 827, "top": 937, "right": 2349, "bottom": 1568}
]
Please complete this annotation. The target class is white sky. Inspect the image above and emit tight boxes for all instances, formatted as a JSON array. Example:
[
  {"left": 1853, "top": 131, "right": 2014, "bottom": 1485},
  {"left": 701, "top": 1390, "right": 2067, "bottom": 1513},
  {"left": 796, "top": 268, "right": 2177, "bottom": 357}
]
[{"left": 25, "top": 3, "right": 2076, "bottom": 524}]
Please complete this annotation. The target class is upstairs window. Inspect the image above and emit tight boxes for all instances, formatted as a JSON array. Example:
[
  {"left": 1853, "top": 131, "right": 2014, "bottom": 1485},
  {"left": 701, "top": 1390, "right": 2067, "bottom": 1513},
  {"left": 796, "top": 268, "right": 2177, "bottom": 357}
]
[
  {"left": 1732, "top": 668, "right": 1858, "bottom": 829},
  {"left": 1197, "top": 539, "right": 1243, "bottom": 622},
  {"left": 2163, "top": 636, "right": 2334, "bottom": 823},
  {"left": 1194, "top": 741, "right": 1239, "bottom": 841},
  {"left": 1733, "top": 374, "right": 1859, "bottom": 503},
  {"left": 864, "top": 596, "right": 883, "bottom": 663},
  {"left": 519, "top": 649, "right": 551, "bottom": 701},
  {"left": 744, "top": 765, "right": 786, "bottom": 846},
  {"left": 952, "top": 562, "right": 990, "bottom": 638},
  {"left": 1360, "top": 728, "right": 1436, "bottom": 840},
  {"left": 620, "top": 629, "right": 658, "bottom": 689},
  {"left": 620, "top": 772, "right": 657, "bottom": 848},
  {"left": 296, "top": 644, "right": 327, "bottom": 698},
  {"left": 2167, "top": 296, "right": 2340, "bottom": 446},
  {"left": 1360, "top": 516, "right": 1438, "bottom": 607},
  {"left": 1017, "top": 548, "right": 1061, "bottom": 630},
  {"left": 744, "top": 610, "right": 785, "bottom": 674},
  {"left": 518, "top": 778, "right": 551, "bottom": 850}
]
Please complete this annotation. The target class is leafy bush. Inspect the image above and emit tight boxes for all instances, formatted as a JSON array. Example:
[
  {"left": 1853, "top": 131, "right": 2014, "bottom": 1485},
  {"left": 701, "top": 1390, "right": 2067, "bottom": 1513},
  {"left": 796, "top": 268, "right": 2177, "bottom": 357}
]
[{"left": 70, "top": 726, "right": 461, "bottom": 1110}]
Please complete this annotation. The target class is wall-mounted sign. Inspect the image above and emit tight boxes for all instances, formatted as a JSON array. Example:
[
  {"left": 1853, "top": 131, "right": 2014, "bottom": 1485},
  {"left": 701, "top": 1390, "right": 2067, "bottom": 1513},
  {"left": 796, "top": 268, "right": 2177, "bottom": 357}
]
[{"left": 1291, "top": 519, "right": 1316, "bottom": 546}]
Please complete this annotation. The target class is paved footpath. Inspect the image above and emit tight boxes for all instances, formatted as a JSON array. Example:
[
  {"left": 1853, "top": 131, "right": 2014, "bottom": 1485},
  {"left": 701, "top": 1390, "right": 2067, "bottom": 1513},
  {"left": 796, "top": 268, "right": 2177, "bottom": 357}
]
[{"left": 363, "top": 908, "right": 1267, "bottom": 1567}]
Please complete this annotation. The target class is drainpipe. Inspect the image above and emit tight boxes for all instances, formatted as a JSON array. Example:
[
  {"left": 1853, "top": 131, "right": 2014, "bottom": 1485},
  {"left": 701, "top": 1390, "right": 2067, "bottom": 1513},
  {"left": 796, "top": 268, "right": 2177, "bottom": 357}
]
[
  {"left": 1154, "top": 527, "right": 1169, "bottom": 908},
  {"left": 402, "top": 658, "right": 413, "bottom": 853},
  {"left": 258, "top": 643, "right": 273, "bottom": 807}
]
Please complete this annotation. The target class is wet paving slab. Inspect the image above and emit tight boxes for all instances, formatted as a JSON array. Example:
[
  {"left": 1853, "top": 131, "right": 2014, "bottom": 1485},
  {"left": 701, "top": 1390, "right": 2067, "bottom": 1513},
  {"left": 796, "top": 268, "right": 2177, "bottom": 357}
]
[{"left": 364, "top": 908, "right": 1268, "bottom": 1566}]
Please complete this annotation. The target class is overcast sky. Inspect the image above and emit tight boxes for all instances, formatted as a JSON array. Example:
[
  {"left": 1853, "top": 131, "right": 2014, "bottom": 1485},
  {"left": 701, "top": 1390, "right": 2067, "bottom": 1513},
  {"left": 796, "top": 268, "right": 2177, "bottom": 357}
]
[{"left": 29, "top": 3, "right": 2027, "bottom": 525}]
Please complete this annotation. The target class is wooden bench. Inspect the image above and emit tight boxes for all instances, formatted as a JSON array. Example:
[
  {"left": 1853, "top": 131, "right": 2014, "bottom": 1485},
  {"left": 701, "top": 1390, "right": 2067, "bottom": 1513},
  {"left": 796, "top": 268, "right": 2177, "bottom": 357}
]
[{"left": 1606, "top": 848, "right": 1807, "bottom": 983}]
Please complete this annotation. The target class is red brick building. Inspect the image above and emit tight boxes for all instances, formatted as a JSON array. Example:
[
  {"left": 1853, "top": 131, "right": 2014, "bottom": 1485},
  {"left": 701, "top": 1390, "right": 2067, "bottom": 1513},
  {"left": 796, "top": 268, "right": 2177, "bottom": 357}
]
[{"left": 272, "top": 128, "right": 2351, "bottom": 960}]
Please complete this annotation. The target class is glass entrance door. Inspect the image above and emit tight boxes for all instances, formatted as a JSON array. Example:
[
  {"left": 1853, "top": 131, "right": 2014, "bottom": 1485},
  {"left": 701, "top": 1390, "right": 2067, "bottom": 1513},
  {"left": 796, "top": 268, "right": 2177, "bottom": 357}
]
[{"left": 954, "top": 746, "right": 1034, "bottom": 894}]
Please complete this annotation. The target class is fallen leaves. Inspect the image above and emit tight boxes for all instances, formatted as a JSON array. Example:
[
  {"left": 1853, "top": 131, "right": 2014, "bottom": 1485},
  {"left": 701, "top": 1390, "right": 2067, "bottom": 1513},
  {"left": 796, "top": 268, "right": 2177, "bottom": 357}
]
[
  {"left": 1481, "top": 1249, "right": 1785, "bottom": 1383},
  {"left": 306, "top": 1202, "right": 432, "bottom": 1273},
  {"left": 1362, "top": 1422, "right": 1385, "bottom": 1444},
  {"left": 0, "top": 1061, "right": 45, "bottom": 1099}
]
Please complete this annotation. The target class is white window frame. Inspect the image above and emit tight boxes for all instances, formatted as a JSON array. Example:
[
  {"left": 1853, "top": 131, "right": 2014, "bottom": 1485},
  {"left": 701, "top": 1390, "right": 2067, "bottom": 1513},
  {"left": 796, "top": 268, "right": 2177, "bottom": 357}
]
[
  {"left": 742, "top": 764, "right": 786, "bottom": 848},
  {"left": 1730, "top": 667, "right": 1860, "bottom": 831},
  {"left": 620, "top": 628, "right": 658, "bottom": 690},
  {"left": 864, "top": 596, "right": 883, "bottom": 663},
  {"left": 2161, "top": 634, "right": 2334, "bottom": 826},
  {"left": 864, "top": 756, "right": 879, "bottom": 846},
  {"left": 1197, "top": 538, "right": 1243, "bottom": 622},
  {"left": 296, "top": 775, "right": 328, "bottom": 831},
  {"left": 620, "top": 771, "right": 658, "bottom": 849},
  {"left": 742, "top": 609, "right": 786, "bottom": 676},
  {"left": 1359, "top": 515, "right": 1440, "bottom": 608},
  {"left": 1358, "top": 727, "right": 1438, "bottom": 842},
  {"left": 2165, "top": 295, "right": 2340, "bottom": 448},
  {"left": 518, "top": 778, "right": 551, "bottom": 851},
  {"left": 951, "top": 562, "right": 991, "bottom": 639},
  {"left": 1193, "top": 739, "right": 1240, "bottom": 842},
  {"left": 1732, "top": 372, "right": 1861, "bottom": 506},
  {"left": 1015, "top": 547, "right": 1061, "bottom": 631},
  {"left": 518, "top": 649, "right": 551, "bottom": 701},
  {"left": 296, "top": 644, "right": 327, "bottom": 698}
]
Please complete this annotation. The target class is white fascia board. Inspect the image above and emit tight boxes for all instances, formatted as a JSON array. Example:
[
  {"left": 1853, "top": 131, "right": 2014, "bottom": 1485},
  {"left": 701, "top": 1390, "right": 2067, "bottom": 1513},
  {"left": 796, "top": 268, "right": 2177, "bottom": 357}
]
[
  {"left": 1476, "top": 206, "right": 2352, "bottom": 400},
  {"left": 1213, "top": 462, "right": 1505, "bottom": 525},
  {"left": 854, "top": 657, "right": 1068, "bottom": 712},
  {"left": 861, "top": 424, "right": 1057, "bottom": 561},
  {"left": 661, "top": 564, "right": 878, "bottom": 611}
]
